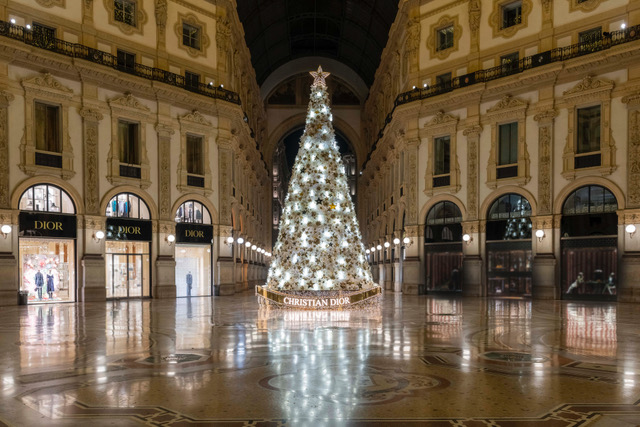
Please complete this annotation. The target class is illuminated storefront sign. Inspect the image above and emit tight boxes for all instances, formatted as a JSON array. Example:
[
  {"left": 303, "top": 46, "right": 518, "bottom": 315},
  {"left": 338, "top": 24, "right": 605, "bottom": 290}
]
[
  {"left": 256, "top": 286, "right": 381, "bottom": 310},
  {"left": 175, "top": 223, "right": 213, "bottom": 244},
  {"left": 106, "top": 218, "right": 152, "bottom": 241},
  {"left": 283, "top": 296, "right": 351, "bottom": 307},
  {"left": 19, "top": 212, "right": 77, "bottom": 238}
]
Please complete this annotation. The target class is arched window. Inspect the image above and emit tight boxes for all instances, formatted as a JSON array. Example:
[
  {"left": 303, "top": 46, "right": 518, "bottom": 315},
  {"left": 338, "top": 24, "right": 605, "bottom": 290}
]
[
  {"left": 19, "top": 184, "right": 75, "bottom": 214},
  {"left": 175, "top": 200, "right": 211, "bottom": 224},
  {"left": 425, "top": 201, "right": 462, "bottom": 243},
  {"left": 106, "top": 193, "right": 150, "bottom": 219},
  {"left": 562, "top": 185, "right": 617, "bottom": 215},
  {"left": 487, "top": 194, "right": 532, "bottom": 240}
]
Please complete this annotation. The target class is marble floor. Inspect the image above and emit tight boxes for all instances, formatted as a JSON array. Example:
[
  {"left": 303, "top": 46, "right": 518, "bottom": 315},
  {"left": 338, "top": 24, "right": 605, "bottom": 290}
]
[{"left": 0, "top": 292, "right": 639, "bottom": 426}]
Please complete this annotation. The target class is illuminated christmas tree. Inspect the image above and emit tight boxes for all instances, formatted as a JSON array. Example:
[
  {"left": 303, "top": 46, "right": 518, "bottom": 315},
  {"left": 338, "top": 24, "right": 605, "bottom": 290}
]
[{"left": 265, "top": 67, "right": 376, "bottom": 292}]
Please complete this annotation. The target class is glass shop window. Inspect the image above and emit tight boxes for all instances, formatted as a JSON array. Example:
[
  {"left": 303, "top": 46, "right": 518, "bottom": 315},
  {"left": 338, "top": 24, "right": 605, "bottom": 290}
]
[
  {"left": 19, "top": 184, "right": 75, "bottom": 214},
  {"left": 106, "top": 193, "right": 150, "bottom": 219},
  {"left": 175, "top": 200, "right": 211, "bottom": 224}
]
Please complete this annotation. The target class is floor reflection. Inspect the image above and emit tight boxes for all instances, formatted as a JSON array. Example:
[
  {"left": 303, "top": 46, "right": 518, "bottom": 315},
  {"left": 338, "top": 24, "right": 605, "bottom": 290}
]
[{"left": 1, "top": 294, "right": 638, "bottom": 424}]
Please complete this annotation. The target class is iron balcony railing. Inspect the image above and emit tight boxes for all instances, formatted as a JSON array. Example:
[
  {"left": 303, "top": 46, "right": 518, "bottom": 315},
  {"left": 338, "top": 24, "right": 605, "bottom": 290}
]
[
  {"left": 0, "top": 20, "right": 241, "bottom": 105},
  {"left": 366, "top": 24, "right": 640, "bottom": 167}
]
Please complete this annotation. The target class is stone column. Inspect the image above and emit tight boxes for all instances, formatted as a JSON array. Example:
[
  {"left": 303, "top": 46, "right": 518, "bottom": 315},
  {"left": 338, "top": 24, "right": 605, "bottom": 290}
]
[
  {"left": 82, "top": 216, "right": 107, "bottom": 301},
  {"left": 0, "top": 92, "right": 15, "bottom": 305},
  {"left": 154, "top": 0, "right": 169, "bottom": 68},
  {"left": 532, "top": 110, "right": 558, "bottom": 300},
  {"left": 156, "top": 124, "right": 174, "bottom": 221},
  {"left": 217, "top": 137, "right": 236, "bottom": 295},
  {"left": 462, "top": 125, "right": 483, "bottom": 296},
  {"left": 155, "top": 220, "right": 176, "bottom": 298}
]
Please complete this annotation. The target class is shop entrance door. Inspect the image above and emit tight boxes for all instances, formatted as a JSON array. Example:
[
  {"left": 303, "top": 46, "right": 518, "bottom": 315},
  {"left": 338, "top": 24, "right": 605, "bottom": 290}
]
[{"left": 107, "top": 253, "right": 145, "bottom": 298}]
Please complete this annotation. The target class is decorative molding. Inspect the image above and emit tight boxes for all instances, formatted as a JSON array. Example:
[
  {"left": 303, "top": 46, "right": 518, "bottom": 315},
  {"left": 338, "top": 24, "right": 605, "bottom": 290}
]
[
  {"left": 218, "top": 147, "right": 233, "bottom": 225},
  {"left": 174, "top": 12, "right": 211, "bottom": 58},
  {"left": 155, "top": 0, "right": 167, "bottom": 30},
  {"left": 108, "top": 93, "right": 151, "bottom": 114},
  {"left": 561, "top": 76, "right": 615, "bottom": 180},
  {"left": 489, "top": 0, "right": 533, "bottom": 39},
  {"left": 180, "top": 109, "right": 212, "bottom": 126},
  {"left": 103, "top": 0, "right": 148, "bottom": 36},
  {"left": 426, "top": 15, "right": 462, "bottom": 61},
  {"left": 20, "top": 73, "right": 75, "bottom": 180},
  {"left": 485, "top": 95, "right": 529, "bottom": 188},
  {"left": 79, "top": 107, "right": 104, "bottom": 122},
  {"left": 422, "top": 111, "right": 461, "bottom": 196},
  {"left": 568, "top": 0, "right": 604, "bottom": 13},
  {"left": 628, "top": 109, "right": 640, "bottom": 208},
  {"left": 81, "top": 108, "right": 102, "bottom": 214},
  {"left": 0, "top": 100, "right": 11, "bottom": 209},
  {"left": 405, "top": 17, "right": 420, "bottom": 74},
  {"left": 622, "top": 92, "right": 640, "bottom": 110},
  {"left": 534, "top": 109, "right": 557, "bottom": 215},
  {"left": 464, "top": 125, "right": 482, "bottom": 220},
  {"left": 36, "top": 0, "right": 65, "bottom": 7}
]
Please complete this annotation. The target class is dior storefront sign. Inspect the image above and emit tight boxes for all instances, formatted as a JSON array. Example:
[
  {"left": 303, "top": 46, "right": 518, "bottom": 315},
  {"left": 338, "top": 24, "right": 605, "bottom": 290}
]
[{"left": 106, "top": 218, "right": 152, "bottom": 241}]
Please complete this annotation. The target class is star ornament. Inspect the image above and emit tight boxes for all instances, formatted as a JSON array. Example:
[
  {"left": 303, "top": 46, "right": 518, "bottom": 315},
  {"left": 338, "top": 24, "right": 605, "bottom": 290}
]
[{"left": 310, "top": 66, "right": 330, "bottom": 86}]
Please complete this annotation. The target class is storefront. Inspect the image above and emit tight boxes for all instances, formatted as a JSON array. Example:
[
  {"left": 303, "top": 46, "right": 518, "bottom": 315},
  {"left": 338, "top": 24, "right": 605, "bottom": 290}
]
[
  {"left": 18, "top": 184, "right": 77, "bottom": 304},
  {"left": 486, "top": 194, "right": 533, "bottom": 297},
  {"left": 174, "top": 201, "right": 213, "bottom": 297},
  {"left": 424, "top": 201, "right": 463, "bottom": 293},
  {"left": 561, "top": 185, "right": 618, "bottom": 301},
  {"left": 105, "top": 193, "right": 152, "bottom": 299}
]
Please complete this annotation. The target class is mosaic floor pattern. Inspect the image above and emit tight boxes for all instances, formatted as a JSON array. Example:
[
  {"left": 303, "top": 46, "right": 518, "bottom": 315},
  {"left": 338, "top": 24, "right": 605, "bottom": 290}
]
[{"left": 0, "top": 293, "right": 639, "bottom": 426}]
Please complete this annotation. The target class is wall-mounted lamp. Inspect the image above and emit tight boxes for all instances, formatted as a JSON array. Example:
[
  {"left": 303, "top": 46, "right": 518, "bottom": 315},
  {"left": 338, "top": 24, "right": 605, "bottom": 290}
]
[
  {"left": 236, "top": 237, "right": 244, "bottom": 245},
  {"left": 245, "top": 241, "right": 251, "bottom": 248},
  {"left": 1, "top": 224, "right": 11, "bottom": 239},
  {"left": 365, "top": 249, "right": 371, "bottom": 254},
  {"left": 626, "top": 224, "right": 636, "bottom": 238},
  {"left": 535, "top": 229, "right": 546, "bottom": 242},
  {"left": 393, "top": 238, "right": 400, "bottom": 245},
  {"left": 226, "top": 236, "right": 234, "bottom": 246},
  {"left": 370, "top": 246, "right": 375, "bottom": 252},
  {"left": 384, "top": 241, "right": 390, "bottom": 248},
  {"left": 165, "top": 234, "right": 176, "bottom": 246},
  {"left": 251, "top": 244, "right": 257, "bottom": 251},
  {"left": 376, "top": 244, "right": 382, "bottom": 251},
  {"left": 93, "top": 230, "right": 105, "bottom": 243},
  {"left": 462, "top": 233, "right": 473, "bottom": 245}
]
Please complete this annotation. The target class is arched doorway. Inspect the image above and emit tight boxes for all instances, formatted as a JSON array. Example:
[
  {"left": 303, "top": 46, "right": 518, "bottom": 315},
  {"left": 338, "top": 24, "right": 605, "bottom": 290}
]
[
  {"left": 174, "top": 200, "right": 213, "bottom": 297},
  {"left": 424, "top": 201, "right": 463, "bottom": 293},
  {"left": 486, "top": 194, "right": 533, "bottom": 297},
  {"left": 18, "top": 183, "right": 77, "bottom": 303},
  {"left": 105, "top": 192, "right": 152, "bottom": 299},
  {"left": 561, "top": 185, "right": 618, "bottom": 300}
]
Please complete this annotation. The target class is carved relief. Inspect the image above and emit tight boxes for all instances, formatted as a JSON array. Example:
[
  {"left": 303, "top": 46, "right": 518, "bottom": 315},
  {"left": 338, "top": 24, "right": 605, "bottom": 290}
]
[
  {"left": 406, "top": 141, "right": 418, "bottom": 224},
  {"left": 219, "top": 146, "right": 233, "bottom": 225},
  {"left": 36, "top": 0, "right": 65, "bottom": 7},
  {"left": 155, "top": 0, "right": 167, "bottom": 31},
  {"left": 463, "top": 125, "right": 482, "bottom": 220},
  {"left": 156, "top": 124, "right": 174, "bottom": 219},
  {"left": 405, "top": 17, "right": 420, "bottom": 73},
  {"left": 426, "top": 15, "right": 462, "bottom": 61},
  {"left": 0, "top": 91, "right": 13, "bottom": 209},
  {"left": 80, "top": 107, "right": 103, "bottom": 215},
  {"left": 489, "top": 0, "right": 533, "bottom": 39},
  {"left": 174, "top": 12, "right": 211, "bottom": 58},
  {"left": 568, "top": 0, "right": 604, "bottom": 13},
  {"left": 627, "top": 110, "right": 640, "bottom": 207},
  {"left": 538, "top": 126, "right": 552, "bottom": 214},
  {"left": 103, "top": 0, "right": 147, "bottom": 36}
]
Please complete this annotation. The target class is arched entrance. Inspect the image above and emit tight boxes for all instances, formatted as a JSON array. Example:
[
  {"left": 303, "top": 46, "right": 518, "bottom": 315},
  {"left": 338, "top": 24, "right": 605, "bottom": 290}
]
[
  {"left": 561, "top": 185, "right": 618, "bottom": 300},
  {"left": 424, "top": 201, "right": 463, "bottom": 293},
  {"left": 486, "top": 194, "right": 533, "bottom": 297},
  {"left": 174, "top": 200, "right": 214, "bottom": 297},
  {"left": 18, "top": 183, "right": 77, "bottom": 303},
  {"left": 105, "top": 192, "right": 152, "bottom": 299}
]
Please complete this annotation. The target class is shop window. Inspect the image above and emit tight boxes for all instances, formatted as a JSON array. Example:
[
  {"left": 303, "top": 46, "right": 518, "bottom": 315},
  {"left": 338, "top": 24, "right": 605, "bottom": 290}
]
[
  {"left": 114, "top": 0, "right": 136, "bottom": 26},
  {"left": 19, "top": 184, "right": 75, "bottom": 214},
  {"left": 175, "top": 200, "right": 211, "bottom": 224},
  {"left": 425, "top": 201, "right": 463, "bottom": 292},
  {"left": 182, "top": 23, "right": 201, "bottom": 50},
  {"left": 502, "top": 1, "right": 522, "bottom": 29},
  {"left": 487, "top": 194, "right": 532, "bottom": 240},
  {"left": 437, "top": 26, "right": 454, "bottom": 51},
  {"left": 106, "top": 193, "right": 150, "bottom": 219},
  {"left": 116, "top": 49, "right": 136, "bottom": 73}
]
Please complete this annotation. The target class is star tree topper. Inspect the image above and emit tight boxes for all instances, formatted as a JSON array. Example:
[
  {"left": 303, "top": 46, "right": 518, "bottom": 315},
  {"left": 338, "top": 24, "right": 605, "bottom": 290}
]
[{"left": 310, "top": 66, "right": 330, "bottom": 86}]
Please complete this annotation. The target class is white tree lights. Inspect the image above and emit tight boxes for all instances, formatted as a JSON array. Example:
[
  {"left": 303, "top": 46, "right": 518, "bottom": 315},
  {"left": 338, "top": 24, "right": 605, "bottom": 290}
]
[{"left": 262, "top": 66, "right": 377, "bottom": 300}]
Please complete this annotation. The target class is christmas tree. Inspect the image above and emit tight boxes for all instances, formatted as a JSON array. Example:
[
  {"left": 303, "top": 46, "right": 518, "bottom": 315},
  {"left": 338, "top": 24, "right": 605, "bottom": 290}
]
[{"left": 265, "top": 67, "right": 376, "bottom": 292}]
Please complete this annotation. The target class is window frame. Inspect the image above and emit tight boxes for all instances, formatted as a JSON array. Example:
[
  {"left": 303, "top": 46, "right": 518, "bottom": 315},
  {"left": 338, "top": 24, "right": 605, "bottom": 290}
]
[
  {"left": 421, "top": 111, "right": 460, "bottom": 195},
  {"left": 19, "top": 184, "right": 76, "bottom": 214},
  {"left": 490, "top": 0, "right": 532, "bottom": 39},
  {"left": 178, "top": 110, "right": 213, "bottom": 194},
  {"left": 174, "top": 13, "right": 210, "bottom": 58},
  {"left": 105, "top": 192, "right": 150, "bottom": 219},
  {"left": 106, "top": 0, "right": 147, "bottom": 35},
  {"left": 34, "top": 101, "right": 62, "bottom": 154},
  {"left": 114, "top": 0, "right": 137, "bottom": 27}
]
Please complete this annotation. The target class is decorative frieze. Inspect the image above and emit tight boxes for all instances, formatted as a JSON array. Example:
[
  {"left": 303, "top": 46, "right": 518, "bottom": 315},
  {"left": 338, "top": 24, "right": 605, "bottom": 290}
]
[
  {"left": 80, "top": 108, "right": 104, "bottom": 215},
  {"left": 156, "top": 123, "right": 174, "bottom": 220},
  {"left": 0, "top": 91, "right": 14, "bottom": 210},
  {"left": 534, "top": 109, "right": 557, "bottom": 215},
  {"left": 463, "top": 125, "right": 482, "bottom": 220},
  {"left": 623, "top": 93, "right": 640, "bottom": 208}
]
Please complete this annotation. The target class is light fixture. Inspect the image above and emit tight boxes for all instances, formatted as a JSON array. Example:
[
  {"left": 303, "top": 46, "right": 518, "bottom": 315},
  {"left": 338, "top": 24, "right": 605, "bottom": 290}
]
[
  {"left": 226, "top": 236, "right": 234, "bottom": 244},
  {"left": 251, "top": 245, "right": 257, "bottom": 251},
  {"left": 626, "top": 224, "right": 636, "bottom": 238},
  {"left": 403, "top": 236, "right": 411, "bottom": 245},
  {"left": 208, "top": 82, "right": 214, "bottom": 86},
  {"left": 93, "top": 230, "right": 105, "bottom": 243},
  {"left": 384, "top": 241, "right": 390, "bottom": 248},
  {"left": 365, "top": 249, "right": 370, "bottom": 254},
  {"left": 219, "top": 84, "right": 224, "bottom": 88},
  {"left": 462, "top": 234, "right": 473, "bottom": 245},
  {"left": 26, "top": 24, "right": 31, "bottom": 30},
  {"left": 10, "top": 19, "right": 15, "bottom": 24},
  {"left": 1, "top": 224, "right": 11, "bottom": 239},
  {"left": 535, "top": 229, "right": 545, "bottom": 242},
  {"left": 370, "top": 246, "right": 375, "bottom": 252},
  {"left": 166, "top": 234, "right": 176, "bottom": 246},
  {"left": 423, "top": 83, "right": 427, "bottom": 88},
  {"left": 393, "top": 237, "right": 400, "bottom": 245},
  {"left": 376, "top": 244, "right": 382, "bottom": 250},
  {"left": 237, "top": 237, "right": 244, "bottom": 245},
  {"left": 245, "top": 241, "right": 251, "bottom": 247},
  {"left": 621, "top": 23, "right": 626, "bottom": 29},
  {"left": 412, "top": 85, "right": 416, "bottom": 90}
]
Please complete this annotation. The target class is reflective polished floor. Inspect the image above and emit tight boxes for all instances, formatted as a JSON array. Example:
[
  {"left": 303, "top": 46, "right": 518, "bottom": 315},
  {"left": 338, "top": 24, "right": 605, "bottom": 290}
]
[{"left": 1, "top": 293, "right": 639, "bottom": 426}]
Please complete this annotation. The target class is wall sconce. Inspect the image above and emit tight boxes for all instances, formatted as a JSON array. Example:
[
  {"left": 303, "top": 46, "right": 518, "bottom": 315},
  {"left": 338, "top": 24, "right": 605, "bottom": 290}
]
[
  {"left": 251, "top": 244, "right": 257, "bottom": 251},
  {"left": 393, "top": 237, "right": 400, "bottom": 245},
  {"left": 402, "top": 236, "right": 413, "bottom": 248},
  {"left": 384, "top": 241, "right": 390, "bottom": 248},
  {"left": 165, "top": 234, "right": 175, "bottom": 246},
  {"left": 225, "top": 236, "right": 234, "bottom": 246},
  {"left": 1, "top": 224, "right": 11, "bottom": 239},
  {"left": 370, "top": 246, "right": 375, "bottom": 252},
  {"left": 245, "top": 241, "right": 251, "bottom": 248},
  {"left": 237, "top": 237, "right": 244, "bottom": 245},
  {"left": 626, "top": 224, "right": 636, "bottom": 238},
  {"left": 376, "top": 244, "right": 382, "bottom": 251},
  {"left": 365, "top": 249, "right": 371, "bottom": 254},
  {"left": 93, "top": 230, "right": 105, "bottom": 243},
  {"left": 535, "top": 229, "right": 545, "bottom": 242},
  {"left": 462, "top": 233, "right": 473, "bottom": 245}
]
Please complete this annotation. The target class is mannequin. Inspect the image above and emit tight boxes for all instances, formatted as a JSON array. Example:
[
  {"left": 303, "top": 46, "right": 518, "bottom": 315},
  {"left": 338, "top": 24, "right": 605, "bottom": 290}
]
[
  {"left": 186, "top": 271, "right": 193, "bottom": 296},
  {"left": 34, "top": 269, "right": 44, "bottom": 301},
  {"left": 46, "top": 270, "right": 55, "bottom": 300}
]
